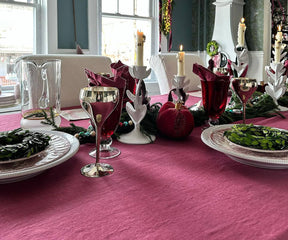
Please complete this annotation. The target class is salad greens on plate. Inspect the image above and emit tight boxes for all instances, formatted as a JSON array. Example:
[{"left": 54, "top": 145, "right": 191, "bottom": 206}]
[{"left": 224, "top": 124, "right": 288, "bottom": 151}]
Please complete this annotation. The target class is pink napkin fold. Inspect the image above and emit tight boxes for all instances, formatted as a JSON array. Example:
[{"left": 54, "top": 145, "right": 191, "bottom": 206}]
[{"left": 193, "top": 63, "right": 230, "bottom": 82}]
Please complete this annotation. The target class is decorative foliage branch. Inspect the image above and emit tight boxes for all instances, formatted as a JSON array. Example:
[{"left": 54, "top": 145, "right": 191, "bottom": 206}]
[
  {"left": 36, "top": 91, "right": 287, "bottom": 143},
  {"left": 159, "top": 0, "right": 174, "bottom": 36}
]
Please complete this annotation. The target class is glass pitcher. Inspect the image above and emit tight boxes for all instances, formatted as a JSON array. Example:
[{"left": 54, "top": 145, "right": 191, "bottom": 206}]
[{"left": 19, "top": 59, "right": 61, "bottom": 120}]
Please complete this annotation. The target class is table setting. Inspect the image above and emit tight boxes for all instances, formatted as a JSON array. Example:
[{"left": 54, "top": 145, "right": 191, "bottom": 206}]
[
  {"left": 2, "top": 20, "right": 288, "bottom": 180},
  {"left": 3, "top": 20, "right": 288, "bottom": 239}
]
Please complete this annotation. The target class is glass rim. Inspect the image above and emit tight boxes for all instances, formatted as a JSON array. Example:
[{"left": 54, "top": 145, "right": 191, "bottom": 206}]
[
  {"left": 81, "top": 86, "right": 119, "bottom": 91},
  {"left": 21, "top": 59, "right": 61, "bottom": 63},
  {"left": 232, "top": 77, "right": 256, "bottom": 81}
]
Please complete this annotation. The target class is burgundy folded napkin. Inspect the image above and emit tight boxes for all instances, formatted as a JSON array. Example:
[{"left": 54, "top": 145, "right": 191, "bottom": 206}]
[
  {"left": 110, "top": 60, "right": 137, "bottom": 98},
  {"left": 85, "top": 68, "right": 126, "bottom": 134},
  {"left": 193, "top": 63, "right": 230, "bottom": 82},
  {"left": 284, "top": 60, "right": 288, "bottom": 76},
  {"left": 85, "top": 68, "right": 126, "bottom": 98},
  {"left": 85, "top": 60, "right": 137, "bottom": 106},
  {"left": 208, "top": 58, "right": 214, "bottom": 72}
]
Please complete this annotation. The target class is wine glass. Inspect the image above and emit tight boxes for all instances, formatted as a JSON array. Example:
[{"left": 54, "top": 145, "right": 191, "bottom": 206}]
[
  {"left": 232, "top": 77, "right": 257, "bottom": 124},
  {"left": 79, "top": 86, "right": 119, "bottom": 177},
  {"left": 200, "top": 77, "right": 230, "bottom": 126},
  {"left": 89, "top": 92, "right": 123, "bottom": 159}
]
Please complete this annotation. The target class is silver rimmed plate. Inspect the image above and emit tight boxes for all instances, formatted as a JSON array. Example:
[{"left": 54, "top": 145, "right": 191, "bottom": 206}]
[
  {"left": 201, "top": 124, "right": 288, "bottom": 169},
  {"left": 0, "top": 131, "right": 79, "bottom": 183}
]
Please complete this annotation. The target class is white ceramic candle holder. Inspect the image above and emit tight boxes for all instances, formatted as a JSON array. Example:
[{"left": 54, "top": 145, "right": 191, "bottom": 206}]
[
  {"left": 265, "top": 60, "right": 287, "bottom": 110},
  {"left": 172, "top": 75, "right": 189, "bottom": 102},
  {"left": 118, "top": 66, "right": 156, "bottom": 144},
  {"left": 231, "top": 47, "right": 249, "bottom": 77}
]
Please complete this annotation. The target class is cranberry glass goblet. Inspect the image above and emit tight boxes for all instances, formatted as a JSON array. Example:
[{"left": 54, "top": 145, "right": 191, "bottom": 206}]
[{"left": 201, "top": 77, "right": 230, "bottom": 126}]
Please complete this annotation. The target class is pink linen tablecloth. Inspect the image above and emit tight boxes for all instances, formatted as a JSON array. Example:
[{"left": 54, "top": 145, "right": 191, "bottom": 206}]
[{"left": 1, "top": 94, "right": 288, "bottom": 240}]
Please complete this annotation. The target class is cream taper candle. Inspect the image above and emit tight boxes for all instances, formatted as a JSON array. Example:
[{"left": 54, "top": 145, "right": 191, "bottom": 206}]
[
  {"left": 177, "top": 45, "right": 185, "bottom": 76},
  {"left": 275, "top": 25, "right": 283, "bottom": 63},
  {"left": 237, "top": 18, "right": 246, "bottom": 47},
  {"left": 275, "top": 25, "right": 283, "bottom": 42},
  {"left": 136, "top": 30, "right": 145, "bottom": 66}
]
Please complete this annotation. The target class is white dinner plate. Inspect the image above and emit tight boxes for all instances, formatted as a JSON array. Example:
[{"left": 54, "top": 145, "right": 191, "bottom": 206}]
[
  {"left": 201, "top": 124, "right": 288, "bottom": 169},
  {"left": 0, "top": 99, "right": 16, "bottom": 108},
  {"left": 0, "top": 131, "right": 79, "bottom": 183},
  {"left": 0, "top": 93, "right": 15, "bottom": 101}
]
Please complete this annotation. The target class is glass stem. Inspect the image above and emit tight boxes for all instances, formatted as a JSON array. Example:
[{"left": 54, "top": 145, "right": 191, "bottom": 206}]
[
  {"left": 95, "top": 126, "right": 101, "bottom": 169},
  {"left": 243, "top": 103, "right": 246, "bottom": 124},
  {"left": 100, "top": 137, "right": 112, "bottom": 151}
]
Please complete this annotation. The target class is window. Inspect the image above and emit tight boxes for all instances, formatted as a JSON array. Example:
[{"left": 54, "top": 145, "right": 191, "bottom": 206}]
[
  {"left": 0, "top": 0, "right": 41, "bottom": 112},
  {"left": 101, "top": 0, "right": 158, "bottom": 68}
]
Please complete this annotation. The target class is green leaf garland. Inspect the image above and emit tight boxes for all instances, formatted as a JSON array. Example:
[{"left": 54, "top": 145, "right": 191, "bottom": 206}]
[{"left": 36, "top": 91, "right": 287, "bottom": 143}]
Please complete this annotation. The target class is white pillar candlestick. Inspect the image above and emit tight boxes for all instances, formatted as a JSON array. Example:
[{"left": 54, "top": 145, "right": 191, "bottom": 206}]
[
  {"left": 177, "top": 45, "right": 185, "bottom": 76},
  {"left": 118, "top": 66, "right": 155, "bottom": 144},
  {"left": 237, "top": 18, "right": 246, "bottom": 47},
  {"left": 136, "top": 30, "right": 145, "bottom": 66}
]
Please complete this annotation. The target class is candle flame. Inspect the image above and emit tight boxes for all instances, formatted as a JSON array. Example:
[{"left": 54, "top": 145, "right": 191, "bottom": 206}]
[
  {"left": 180, "top": 45, "right": 183, "bottom": 51},
  {"left": 277, "top": 25, "right": 282, "bottom": 32},
  {"left": 241, "top": 18, "right": 245, "bottom": 23}
]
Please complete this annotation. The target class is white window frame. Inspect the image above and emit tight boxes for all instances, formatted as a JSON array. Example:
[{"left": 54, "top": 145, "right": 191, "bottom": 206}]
[
  {"left": 0, "top": 0, "right": 42, "bottom": 113},
  {"left": 46, "top": 0, "right": 160, "bottom": 94},
  {"left": 99, "top": 0, "right": 159, "bottom": 58},
  {"left": 0, "top": 0, "right": 42, "bottom": 54},
  {"left": 46, "top": 0, "right": 101, "bottom": 54},
  {"left": 46, "top": 0, "right": 159, "bottom": 58}
]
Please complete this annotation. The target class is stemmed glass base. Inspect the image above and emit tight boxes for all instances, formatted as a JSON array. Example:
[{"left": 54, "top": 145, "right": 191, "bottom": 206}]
[
  {"left": 208, "top": 118, "right": 219, "bottom": 126},
  {"left": 80, "top": 163, "right": 114, "bottom": 178},
  {"left": 89, "top": 137, "right": 121, "bottom": 159},
  {"left": 89, "top": 147, "right": 121, "bottom": 159},
  {"left": 202, "top": 118, "right": 219, "bottom": 130}
]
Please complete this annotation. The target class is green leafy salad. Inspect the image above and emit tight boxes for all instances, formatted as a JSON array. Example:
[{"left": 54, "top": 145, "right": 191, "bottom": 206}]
[
  {"left": 224, "top": 124, "right": 288, "bottom": 151},
  {"left": 0, "top": 128, "right": 51, "bottom": 161}
]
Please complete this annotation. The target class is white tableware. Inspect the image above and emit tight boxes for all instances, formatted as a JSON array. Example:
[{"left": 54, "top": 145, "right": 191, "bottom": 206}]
[
  {"left": 0, "top": 92, "right": 16, "bottom": 107},
  {"left": 0, "top": 131, "right": 79, "bottom": 183},
  {"left": 0, "top": 92, "right": 15, "bottom": 102},
  {"left": 201, "top": 124, "right": 288, "bottom": 169},
  {"left": 0, "top": 148, "right": 48, "bottom": 164}
]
